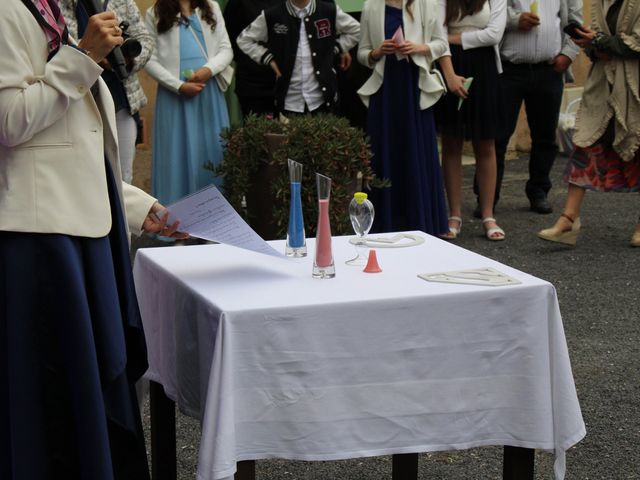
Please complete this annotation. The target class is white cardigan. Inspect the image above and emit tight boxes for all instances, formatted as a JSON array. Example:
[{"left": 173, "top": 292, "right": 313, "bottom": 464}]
[
  {"left": 438, "top": 0, "right": 506, "bottom": 73},
  {"left": 0, "top": 0, "right": 155, "bottom": 237},
  {"left": 144, "top": 1, "right": 233, "bottom": 93},
  {"left": 357, "top": 0, "right": 448, "bottom": 110}
]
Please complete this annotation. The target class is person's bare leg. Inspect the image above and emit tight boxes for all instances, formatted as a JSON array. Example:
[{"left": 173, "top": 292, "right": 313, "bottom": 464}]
[
  {"left": 551, "top": 183, "right": 586, "bottom": 232},
  {"left": 441, "top": 134, "right": 463, "bottom": 233},
  {"left": 473, "top": 138, "right": 503, "bottom": 238},
  {"left": 631, "top": 199, "right": 640, "bottom": 246}
]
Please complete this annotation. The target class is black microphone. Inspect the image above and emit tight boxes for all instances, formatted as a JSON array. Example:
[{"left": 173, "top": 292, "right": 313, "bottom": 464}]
[{"left": 77, "top": 0, "right": 129, "bottom": 81}]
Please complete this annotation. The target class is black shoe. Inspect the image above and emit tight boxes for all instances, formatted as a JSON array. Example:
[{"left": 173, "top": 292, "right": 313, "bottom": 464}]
[{"left": 529, "top": 197, "right": 553, "bottom": 214}]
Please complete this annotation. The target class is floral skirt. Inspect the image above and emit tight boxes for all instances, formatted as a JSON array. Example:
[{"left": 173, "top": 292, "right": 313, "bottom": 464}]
[{"left": 564, "top": 144, "right": 640, "bottom": 192}]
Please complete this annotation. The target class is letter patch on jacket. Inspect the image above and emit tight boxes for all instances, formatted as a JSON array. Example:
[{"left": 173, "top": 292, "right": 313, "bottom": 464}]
[
  {"left": 274, "top": 23, "right": 288, "bottom": 34},
  {"left": 314, "top": 19, "right": 331, "bottom": 38}
]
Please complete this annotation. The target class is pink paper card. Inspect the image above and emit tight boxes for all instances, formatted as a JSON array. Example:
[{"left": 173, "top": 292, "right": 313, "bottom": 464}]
[
  {"left": 391, "top": 26, "right": 404, "bottom": 45},
  {"left": 391, "top": 26, "right": 408, "bottom": 61}
]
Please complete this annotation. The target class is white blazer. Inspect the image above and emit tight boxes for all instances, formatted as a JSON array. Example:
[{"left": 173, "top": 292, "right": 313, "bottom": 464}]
[
  {"left": 0, "top": 0, "right": 156, "bottom": 238},
  {"left": 357, "top": 0, "right": 448, "bottom": 110},
  {"left": 144, "top": 1, "right": 233, "bottom": 93}
]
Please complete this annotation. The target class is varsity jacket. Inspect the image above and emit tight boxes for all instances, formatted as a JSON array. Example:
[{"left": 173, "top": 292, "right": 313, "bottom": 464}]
[{"left": 237, "top": 0, "right": 360, "bottom": 112}]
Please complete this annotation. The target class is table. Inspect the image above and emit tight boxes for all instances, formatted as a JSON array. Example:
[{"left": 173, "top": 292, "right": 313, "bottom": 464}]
[{"left": 133, "top": 232, "right": 585, "bottom": 480}]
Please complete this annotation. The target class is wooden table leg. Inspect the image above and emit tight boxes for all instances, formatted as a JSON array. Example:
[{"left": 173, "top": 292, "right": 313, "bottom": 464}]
[
  {"left": 150, "top": 381, "right": 177, "bottom": 480},
  {"left": 503, "top": 446, "right": 534, "bottom": 480},
  {"left": 234, "top": 460, "right": 256, "bottom": 480},
  {"left": 392, "top": 453, "right": 419, "bottom": 480}
]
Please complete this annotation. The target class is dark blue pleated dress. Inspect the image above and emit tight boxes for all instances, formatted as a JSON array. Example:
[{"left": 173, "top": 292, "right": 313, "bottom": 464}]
[
  {"left": 0, "top": 161, "right": 149, "bottom": 480},
  {"left": 368, "top": 6, "right": 449, "bottom": 236}
]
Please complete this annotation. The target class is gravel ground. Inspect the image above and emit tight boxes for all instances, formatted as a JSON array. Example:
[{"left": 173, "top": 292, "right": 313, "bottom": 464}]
[{"left": 134, "top": 152, "right": 640, "bottom": 480}]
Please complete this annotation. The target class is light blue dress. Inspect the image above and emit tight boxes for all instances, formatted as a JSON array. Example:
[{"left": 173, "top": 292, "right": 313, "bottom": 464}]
[{"left": 152, "top": 14, "right": 230, "bottom": 205}]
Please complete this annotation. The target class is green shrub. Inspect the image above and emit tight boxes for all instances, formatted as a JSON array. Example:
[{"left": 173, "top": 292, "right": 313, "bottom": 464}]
[{"left": 213, "top": 114, "right": 386, "bottom": 239}]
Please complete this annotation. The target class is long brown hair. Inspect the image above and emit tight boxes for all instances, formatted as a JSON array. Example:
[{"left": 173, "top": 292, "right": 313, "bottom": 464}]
[
  {"left": 154, "top": 0, "right": 217, "bottom": 34},
  {"left": 444, "top": 0, "right": 487, "bottom": 25},
  {"left": 406, "top": 0, "right": 415, "bottom": 21}
]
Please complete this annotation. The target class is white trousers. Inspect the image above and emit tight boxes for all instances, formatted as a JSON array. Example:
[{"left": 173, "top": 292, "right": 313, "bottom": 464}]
[{"left": 116, "top": 109, "right": 137, "bottom": 184}]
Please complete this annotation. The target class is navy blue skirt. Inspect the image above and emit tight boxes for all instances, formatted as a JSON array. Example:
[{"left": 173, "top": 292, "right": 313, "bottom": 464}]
[
  {"left": 436, "top": 44, "right": 499, "bottom": 140},
  {"left": 0, "top": 161, "right": 149, "bottom": 479}
]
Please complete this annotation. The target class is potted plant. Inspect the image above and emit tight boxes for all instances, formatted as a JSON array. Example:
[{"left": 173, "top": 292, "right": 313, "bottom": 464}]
[{"left": 213, "top": 114, "right": 386, "bottom": 240}]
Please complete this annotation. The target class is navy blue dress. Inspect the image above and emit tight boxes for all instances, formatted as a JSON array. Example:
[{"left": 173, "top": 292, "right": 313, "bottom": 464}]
[
  {"left": 367, "top": 6, "right": 448, "bottom": 236},
  {"left": 0, "top": 161, "right": 149, "bottom": 480}
]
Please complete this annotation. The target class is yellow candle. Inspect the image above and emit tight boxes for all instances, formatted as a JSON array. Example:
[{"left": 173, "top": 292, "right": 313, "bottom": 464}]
[{"left": 530, "top": 0, "right": 538, "bottom": 14}]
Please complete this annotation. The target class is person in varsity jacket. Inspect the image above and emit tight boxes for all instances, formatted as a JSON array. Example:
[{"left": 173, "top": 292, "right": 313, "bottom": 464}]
[{"left": 237, "top": 0, "right": 360, "bottom": 115}]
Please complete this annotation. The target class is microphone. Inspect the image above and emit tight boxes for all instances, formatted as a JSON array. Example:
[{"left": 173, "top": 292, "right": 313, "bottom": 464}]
[{"left": 77, "top": 0, "right": 129, "bottom": 80}]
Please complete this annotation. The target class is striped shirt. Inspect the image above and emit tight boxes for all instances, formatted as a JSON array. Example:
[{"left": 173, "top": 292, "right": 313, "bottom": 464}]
[{"left": 500, "top": 0, "right": 562, "bottom": 64}]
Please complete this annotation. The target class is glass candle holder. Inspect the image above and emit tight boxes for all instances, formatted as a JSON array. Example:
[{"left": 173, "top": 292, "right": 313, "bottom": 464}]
[{"left": 346, "top": 192, "right": 374, "bottom": 266}]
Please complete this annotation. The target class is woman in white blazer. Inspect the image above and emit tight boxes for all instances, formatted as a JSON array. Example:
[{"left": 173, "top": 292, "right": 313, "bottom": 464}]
[
  {"left": 357, "top": 0, "right": 450, "bottom": 236},
  {"left": 436, "top": 0, "right": 507, "bottom": 241},
  {"left": 0, "top": 2, "right": 184, "bottom": 478},
  {"left": 145, "top": 0, "right": 233, "bottom": 204}
]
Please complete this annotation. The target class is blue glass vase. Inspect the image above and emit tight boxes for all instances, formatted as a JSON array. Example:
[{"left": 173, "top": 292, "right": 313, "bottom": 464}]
[{"left": 285, "top": 159, "right": 306, "bottom": 257}]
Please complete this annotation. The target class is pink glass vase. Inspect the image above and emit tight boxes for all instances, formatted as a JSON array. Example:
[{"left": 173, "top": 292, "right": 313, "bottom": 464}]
[{"left": 312, "top": 173, "right": 335, "bottom": 278}]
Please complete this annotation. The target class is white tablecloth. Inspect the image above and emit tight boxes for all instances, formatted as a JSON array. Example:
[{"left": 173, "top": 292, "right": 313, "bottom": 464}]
[{"left": 133, "top": 232, "right": 585, "bottom": 480}]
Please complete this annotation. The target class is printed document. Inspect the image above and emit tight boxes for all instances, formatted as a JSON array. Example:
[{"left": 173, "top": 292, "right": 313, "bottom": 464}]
[{"left": 159, "top": 185, "right": 283, "bottom": 257}]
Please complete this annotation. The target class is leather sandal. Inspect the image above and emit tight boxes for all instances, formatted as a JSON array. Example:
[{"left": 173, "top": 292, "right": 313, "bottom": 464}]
[
  {"left": 482, "top": 217, "right": 505, "bottom": 241},
  {"left": 440, "top": 216, "right": 462, "bottom": 240},
  {"left": 537, "top": 213, "right": 581, "bottom": 246}
]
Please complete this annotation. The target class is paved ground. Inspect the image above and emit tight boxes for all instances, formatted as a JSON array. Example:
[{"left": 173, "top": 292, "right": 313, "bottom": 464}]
[{"left": 133, "top": 151, "right": 640, "bottom": 479}]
